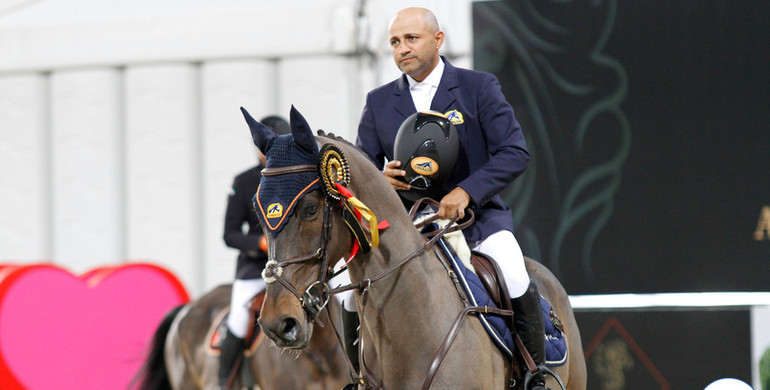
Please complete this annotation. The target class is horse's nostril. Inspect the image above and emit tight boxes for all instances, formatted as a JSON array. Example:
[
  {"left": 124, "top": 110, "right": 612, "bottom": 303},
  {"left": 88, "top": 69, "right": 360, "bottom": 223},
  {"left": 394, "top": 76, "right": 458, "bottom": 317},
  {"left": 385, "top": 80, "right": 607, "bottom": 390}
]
[{"left": 280, "top": 317, "right": 299, "bottom": 342}]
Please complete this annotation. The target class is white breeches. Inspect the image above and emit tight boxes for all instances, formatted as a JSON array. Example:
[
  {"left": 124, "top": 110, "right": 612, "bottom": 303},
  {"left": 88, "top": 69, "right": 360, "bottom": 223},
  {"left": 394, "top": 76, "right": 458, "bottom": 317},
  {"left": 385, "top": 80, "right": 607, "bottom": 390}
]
[
  {"left": 472, "top": 229, "right": 530, "bottom": 298},
  {"left": 227, "top": 278, "right": 266, "bottom": 338}
]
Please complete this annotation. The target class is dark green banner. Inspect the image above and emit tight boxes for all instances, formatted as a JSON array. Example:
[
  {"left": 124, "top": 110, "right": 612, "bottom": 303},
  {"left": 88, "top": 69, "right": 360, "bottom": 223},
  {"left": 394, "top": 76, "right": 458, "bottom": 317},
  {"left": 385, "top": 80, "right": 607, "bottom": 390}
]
[{"left": 473, "top": 1, "right": 770, "bottom": 294}]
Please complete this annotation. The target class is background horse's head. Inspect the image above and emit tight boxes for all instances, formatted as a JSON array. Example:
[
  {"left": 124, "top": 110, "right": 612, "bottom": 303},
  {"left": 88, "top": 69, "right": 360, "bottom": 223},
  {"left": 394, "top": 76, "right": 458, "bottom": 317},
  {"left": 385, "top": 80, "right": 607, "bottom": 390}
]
[{"left": 242, "top": 106, "right": 355, "bottom": 349}]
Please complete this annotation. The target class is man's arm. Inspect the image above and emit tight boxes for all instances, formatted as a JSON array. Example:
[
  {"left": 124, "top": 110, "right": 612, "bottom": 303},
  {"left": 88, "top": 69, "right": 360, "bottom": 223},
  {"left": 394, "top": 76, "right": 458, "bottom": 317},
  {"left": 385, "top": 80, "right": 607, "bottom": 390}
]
[
  {"left": 355, "top": 93, "right": 387, "bottom": 170},
  {"left": 223, "top": 176, "right": 261, "bottom": 255},
  {"left": 457, "top": 74, "right": 530, "bottom": 207}
]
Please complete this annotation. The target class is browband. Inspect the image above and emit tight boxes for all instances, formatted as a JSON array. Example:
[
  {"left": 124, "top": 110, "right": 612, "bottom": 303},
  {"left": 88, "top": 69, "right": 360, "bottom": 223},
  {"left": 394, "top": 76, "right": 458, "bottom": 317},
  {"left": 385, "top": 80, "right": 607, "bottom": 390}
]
[{"left": 261, "top": 164, "right": 317, "bottom": 176}]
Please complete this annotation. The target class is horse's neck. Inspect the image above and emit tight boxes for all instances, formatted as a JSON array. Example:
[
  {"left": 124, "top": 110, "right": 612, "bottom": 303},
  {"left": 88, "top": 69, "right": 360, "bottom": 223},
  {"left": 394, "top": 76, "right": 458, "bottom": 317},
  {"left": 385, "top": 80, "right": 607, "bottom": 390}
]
[
  {"left": 349, "top": 222, "right": 468, "bottom": 387},
  {"left": 352, "top": 212, "right": 463, "bottom": 333},
  {"left": 339, "top": 141, "right": 464, "bottom": 333},
  {"left": 339, "top": 148, "right": 480, "bottom": 384},
  {"left": 347, "top": 184, "right": 459, "bottom": 314}
]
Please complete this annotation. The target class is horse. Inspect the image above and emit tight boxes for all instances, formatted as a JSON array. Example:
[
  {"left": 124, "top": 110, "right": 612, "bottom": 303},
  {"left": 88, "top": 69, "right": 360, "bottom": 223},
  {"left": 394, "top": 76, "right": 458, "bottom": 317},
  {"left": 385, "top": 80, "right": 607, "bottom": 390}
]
[
  {"left": 245, "top": 105, "right": 586, "bottom": 390},
  {"left": 136, "top": 284, "right": 349, "bottom": 390}
]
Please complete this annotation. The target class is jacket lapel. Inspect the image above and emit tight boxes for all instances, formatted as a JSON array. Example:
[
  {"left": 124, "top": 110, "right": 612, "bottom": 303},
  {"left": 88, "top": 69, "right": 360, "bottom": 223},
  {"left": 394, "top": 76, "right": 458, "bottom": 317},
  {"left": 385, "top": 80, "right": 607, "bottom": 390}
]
[
  {"left": 431, "top": 57, "right": 458, "bottom": 114},
  {"left": 392, "top": 57, "right": 458, "bottom": 118},
  {"left": 393, "top": 75, "right": 416, "bottom": 119}
]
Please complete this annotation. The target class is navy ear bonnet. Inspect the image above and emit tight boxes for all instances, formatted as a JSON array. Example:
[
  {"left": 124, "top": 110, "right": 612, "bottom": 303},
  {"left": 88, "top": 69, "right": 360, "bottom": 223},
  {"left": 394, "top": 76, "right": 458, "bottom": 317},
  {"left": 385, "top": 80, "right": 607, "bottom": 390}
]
[{"left": 242, "top": 106, "right": 321, "bottom": 235}]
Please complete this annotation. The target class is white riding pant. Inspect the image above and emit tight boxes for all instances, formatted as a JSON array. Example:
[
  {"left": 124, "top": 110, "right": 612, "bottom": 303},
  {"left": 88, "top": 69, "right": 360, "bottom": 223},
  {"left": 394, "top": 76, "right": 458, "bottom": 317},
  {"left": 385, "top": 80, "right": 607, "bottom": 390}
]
[
  {"left": 227, "top": 278, "right": 266, "bottom": 338},
  {"left": 472, "top": 230, "right": 530, "bottom": 299}
]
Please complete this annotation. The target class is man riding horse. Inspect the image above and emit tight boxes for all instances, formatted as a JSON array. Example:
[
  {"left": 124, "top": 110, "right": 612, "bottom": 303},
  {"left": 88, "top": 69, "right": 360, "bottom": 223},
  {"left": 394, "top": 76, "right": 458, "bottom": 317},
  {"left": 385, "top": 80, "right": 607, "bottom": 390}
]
[{"left": 350, "top": 6, "right": 549, "bottom": 390}]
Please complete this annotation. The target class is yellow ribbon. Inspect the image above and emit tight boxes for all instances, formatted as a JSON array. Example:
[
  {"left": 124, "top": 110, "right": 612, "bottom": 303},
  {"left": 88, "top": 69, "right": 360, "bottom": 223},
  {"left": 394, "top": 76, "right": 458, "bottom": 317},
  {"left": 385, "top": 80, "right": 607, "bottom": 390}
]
[{"left": 345, "top": 196, "right": 379, "bottom": 248}]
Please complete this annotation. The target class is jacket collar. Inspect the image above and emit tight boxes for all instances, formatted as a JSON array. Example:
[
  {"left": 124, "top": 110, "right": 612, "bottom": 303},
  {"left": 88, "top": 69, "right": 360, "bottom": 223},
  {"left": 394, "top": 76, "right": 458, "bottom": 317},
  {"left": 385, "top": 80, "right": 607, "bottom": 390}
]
[{"left": 392, "top": 56, "right": 458, "bottom": 118}]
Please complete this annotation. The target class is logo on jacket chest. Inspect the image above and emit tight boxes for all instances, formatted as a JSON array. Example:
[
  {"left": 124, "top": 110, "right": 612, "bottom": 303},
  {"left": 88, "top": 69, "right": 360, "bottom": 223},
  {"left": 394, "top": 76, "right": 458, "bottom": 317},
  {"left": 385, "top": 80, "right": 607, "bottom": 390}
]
[{"left": 445, "top": 110, "right": 464, "bottom": 125}]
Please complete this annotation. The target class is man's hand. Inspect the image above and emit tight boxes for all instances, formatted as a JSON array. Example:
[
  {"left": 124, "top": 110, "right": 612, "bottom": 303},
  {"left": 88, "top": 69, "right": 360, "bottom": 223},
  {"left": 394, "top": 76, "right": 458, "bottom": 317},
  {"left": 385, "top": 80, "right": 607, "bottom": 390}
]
[
  {"left": 437, "top": 187, "right": 470, "bottom": 220},
  {"left": 383, "top": 160, "right": 411, "bottom": 191}
]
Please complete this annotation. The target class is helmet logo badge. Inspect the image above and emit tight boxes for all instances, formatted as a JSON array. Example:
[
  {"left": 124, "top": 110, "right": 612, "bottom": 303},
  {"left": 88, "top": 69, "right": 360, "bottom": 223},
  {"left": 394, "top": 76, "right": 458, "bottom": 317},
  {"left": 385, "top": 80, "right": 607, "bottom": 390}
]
[
  {"left": 267, "top": 203, "right": 283, "bottom": 218},
  {"left": 410, "top": 156, "right": 439, "bottom": 176}
]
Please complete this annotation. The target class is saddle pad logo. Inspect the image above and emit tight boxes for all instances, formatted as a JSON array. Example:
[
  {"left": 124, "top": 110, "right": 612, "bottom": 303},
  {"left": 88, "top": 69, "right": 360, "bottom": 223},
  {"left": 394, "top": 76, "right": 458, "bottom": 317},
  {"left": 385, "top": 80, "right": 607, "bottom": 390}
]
[
  {"left": 267, "top": 203, "right": 283, "bottom": 218},
  {"left": 444, "top": 109, "right": 464, "bottom": 125},
  {"left": 411, "top": 157, "right": 439, "bottom": 176}
]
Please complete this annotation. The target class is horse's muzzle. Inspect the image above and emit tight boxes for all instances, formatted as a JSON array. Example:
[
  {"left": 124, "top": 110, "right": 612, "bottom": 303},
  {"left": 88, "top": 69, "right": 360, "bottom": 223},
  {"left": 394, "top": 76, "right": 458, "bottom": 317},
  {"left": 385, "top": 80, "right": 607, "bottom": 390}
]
[{"left": 259, "top": 315, "right": 310, "bottom": 349}]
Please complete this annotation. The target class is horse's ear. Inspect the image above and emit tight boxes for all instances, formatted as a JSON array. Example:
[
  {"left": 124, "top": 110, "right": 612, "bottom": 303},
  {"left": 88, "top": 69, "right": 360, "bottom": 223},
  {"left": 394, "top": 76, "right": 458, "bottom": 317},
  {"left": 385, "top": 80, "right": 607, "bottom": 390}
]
[
  {"left": 241, "top": 106, "right": 277, "bottom": 154},
  {"left": 289, "top": 105, "right": 319, "bottom": 154}
]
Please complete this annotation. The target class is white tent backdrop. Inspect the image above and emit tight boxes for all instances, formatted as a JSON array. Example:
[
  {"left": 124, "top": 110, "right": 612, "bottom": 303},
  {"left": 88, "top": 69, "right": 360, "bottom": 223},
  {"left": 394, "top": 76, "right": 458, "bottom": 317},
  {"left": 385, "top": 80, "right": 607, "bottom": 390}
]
[{"left": 0, "top": 0, "right": 473, "bottom": 296}]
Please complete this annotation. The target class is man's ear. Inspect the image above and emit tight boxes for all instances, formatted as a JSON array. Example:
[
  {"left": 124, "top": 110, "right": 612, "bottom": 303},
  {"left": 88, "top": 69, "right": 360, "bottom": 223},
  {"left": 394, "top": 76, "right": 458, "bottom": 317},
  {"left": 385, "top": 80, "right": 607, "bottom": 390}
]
[{"left": 434, "top": 31, "right": 445, "bottom": 49}]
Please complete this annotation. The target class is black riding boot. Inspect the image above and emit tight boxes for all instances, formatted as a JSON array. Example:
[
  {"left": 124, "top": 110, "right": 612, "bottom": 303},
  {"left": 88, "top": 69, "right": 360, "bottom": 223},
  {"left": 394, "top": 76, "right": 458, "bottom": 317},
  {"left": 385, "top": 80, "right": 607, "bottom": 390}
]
[
  {"left": 218, "top": 327, "right": 245, "bottom": 389},
  {"left": 511, "top": 282, "right": 548, "bottom": 390},
  {"left": 341, "top": 307, "right": 360, "bottom": 390}
]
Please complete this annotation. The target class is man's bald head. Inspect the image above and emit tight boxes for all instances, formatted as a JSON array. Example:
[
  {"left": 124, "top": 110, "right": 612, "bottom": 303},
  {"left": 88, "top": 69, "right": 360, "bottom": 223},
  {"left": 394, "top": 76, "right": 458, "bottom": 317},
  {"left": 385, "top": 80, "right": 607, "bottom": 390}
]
[
  {"left": 387, "top": 7, "right": 444, "bottom": 81},
  {"left": 389, "top": 7, "right": 440, "bottom": 34}
]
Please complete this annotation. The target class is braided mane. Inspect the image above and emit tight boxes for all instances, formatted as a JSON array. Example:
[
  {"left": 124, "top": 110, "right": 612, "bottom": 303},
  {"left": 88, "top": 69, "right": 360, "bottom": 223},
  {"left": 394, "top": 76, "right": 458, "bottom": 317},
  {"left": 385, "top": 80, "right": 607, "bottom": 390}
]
[{"left": 317, "top": 130, "right": 361, "bottom": 152}]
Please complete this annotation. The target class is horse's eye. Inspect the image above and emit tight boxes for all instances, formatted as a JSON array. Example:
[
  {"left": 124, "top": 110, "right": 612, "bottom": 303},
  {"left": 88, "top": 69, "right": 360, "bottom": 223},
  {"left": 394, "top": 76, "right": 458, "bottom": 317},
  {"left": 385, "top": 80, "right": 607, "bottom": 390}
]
[{"left": 303, "top": 204, "right": 318, "bottom": 219}]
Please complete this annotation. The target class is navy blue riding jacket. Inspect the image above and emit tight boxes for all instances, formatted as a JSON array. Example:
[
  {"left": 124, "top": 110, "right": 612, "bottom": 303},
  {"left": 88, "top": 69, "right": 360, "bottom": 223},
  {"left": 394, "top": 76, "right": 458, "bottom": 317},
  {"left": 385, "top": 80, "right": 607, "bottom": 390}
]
[{"left": 356, "top": 57, "right": 530, "bottom": 243}]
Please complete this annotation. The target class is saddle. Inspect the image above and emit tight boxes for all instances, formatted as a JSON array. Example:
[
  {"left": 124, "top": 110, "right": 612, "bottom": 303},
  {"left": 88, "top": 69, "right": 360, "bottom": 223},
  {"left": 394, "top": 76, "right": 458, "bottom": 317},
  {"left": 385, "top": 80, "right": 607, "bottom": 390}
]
[
  {"left": 470, "top": 251, "right": 536, "bottom": 387},
  {"left": 451, "top": 247, "right": 568, "bottom": 389},
  {"left": 209, "top": 291, "right": 265, "bottom": 355},
  {"left": 470, "top": 251, "right": 513, "bottom": 316}
]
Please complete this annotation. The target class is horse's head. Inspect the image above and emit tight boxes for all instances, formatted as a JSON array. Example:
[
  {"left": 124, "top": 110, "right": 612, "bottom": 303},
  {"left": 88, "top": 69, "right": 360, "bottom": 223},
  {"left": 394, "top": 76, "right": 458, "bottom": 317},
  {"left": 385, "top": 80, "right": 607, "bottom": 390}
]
[{"left": 242, "top": 106, "right": 356, "bottom": 349}]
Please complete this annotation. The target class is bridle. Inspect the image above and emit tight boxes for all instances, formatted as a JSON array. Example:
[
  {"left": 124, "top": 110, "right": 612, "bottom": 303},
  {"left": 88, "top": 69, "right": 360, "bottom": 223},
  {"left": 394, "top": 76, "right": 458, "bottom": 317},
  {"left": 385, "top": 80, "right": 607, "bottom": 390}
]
[
  {"left": 259, "top": 163, "right": 335, "bottom": 321},
  {"left": 257, "top": 164, "right": 446, "bottom": 324}
]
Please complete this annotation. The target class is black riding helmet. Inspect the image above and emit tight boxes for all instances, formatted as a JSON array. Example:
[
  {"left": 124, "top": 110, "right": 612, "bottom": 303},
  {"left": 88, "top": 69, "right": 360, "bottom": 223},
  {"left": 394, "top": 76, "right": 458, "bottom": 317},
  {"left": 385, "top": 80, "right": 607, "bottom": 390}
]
[{"left": 393, "top": 111, "right": 459, "bottom": 203}]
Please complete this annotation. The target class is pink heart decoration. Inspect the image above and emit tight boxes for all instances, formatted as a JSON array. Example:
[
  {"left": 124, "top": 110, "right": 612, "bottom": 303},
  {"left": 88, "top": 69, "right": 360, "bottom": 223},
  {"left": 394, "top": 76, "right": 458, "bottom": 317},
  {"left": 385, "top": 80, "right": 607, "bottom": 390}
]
[{"left": 0, "top": 263, "right": 189, "bottom": 389}]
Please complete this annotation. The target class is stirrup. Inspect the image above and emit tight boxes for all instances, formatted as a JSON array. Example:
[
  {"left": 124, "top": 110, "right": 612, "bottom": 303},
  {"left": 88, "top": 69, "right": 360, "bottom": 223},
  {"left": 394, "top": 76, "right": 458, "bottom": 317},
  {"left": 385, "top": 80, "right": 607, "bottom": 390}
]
[{"left": 523, "top": 365, "right": 566, "bottom": 390}]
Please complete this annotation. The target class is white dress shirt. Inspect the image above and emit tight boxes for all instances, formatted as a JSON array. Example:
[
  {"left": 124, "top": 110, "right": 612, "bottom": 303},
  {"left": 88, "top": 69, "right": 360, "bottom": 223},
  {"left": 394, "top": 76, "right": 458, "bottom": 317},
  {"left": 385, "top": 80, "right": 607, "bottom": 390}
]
[{"left": 407, "top": 58, "right": 445, "bottom": 112}]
